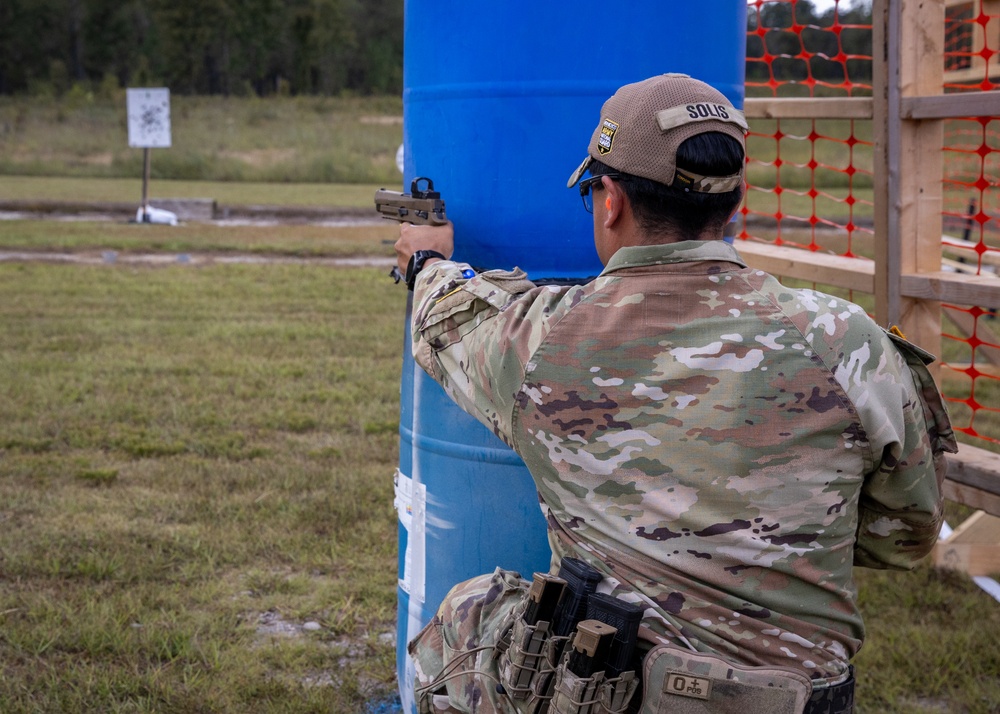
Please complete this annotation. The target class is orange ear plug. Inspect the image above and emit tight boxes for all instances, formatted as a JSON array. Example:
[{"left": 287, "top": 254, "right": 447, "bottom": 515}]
[{"left": 605, "top": 197, "right": 612, "bottom": 211}]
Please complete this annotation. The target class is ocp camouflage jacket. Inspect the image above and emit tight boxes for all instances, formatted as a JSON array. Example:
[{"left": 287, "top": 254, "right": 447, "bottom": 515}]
[{"left": 410, "top": 239, "right": 957, "bottom": 683}]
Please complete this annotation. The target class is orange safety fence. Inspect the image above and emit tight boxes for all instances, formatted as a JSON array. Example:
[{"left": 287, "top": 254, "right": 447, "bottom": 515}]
[
  {"left": 742, "top": 0, "right": 874, "bottom": 262},
  {"left": 743, "top": 0, "right": 1000, "bottom": 449},
  {"left": 942, "top": 0, "right": 1000, "bottom": 447}
]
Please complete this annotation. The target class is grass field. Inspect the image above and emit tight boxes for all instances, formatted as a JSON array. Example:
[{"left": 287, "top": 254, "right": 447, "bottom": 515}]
[
  {"left": 0, "top": 217, "right": 398, "bottom": 258},
  {"left": 0, "top": 175, "right": 386, "bottom": 209},
  {"left": 0, "top": 94, "right": 404, "bottom": 185},
  {"left": 0, "top": 262, "right": 407, "bottom": 712},
  {"left": 1, "top": 93, "right": 999, "bottom": 712}
]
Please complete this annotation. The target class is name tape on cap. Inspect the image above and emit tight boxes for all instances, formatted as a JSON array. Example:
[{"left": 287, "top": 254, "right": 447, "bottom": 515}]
[{"left": 656, "top": 103, "right": 748, "bottom": 133}]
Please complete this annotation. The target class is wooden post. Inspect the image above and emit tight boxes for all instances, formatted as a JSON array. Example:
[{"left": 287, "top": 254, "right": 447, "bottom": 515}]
[
  {"left": 903, "top": 0, "right": 946, "bottom": 359},
  {"left": 874, "top": 0, "right": 946, "bottom": 361},
  {"left": 872, "top": 0, "right": 893, "bottom": 326},
  {"left": 141, "top": 147, "right": 151, "bottom": 222}
]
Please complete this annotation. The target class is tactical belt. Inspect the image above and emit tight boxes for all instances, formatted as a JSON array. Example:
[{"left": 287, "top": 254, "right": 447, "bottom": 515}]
[
  {"left": 488, "top": 564, "right": 857, "bottom": 714},
  {"left": 802, "top": 667, "right": 855, "bottom": 714}
]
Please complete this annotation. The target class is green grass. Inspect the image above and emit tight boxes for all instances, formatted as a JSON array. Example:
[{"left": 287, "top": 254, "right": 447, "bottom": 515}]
[
  {"left": 0, "top": 94, "right": 403, "bottom": 184},
  {"left": 0, "top": 175, "right": 392, "bottom": 208},
  {"left": 0, "top": 218, "right": 398, "bottom": 257},
  {"left": 0, "top": 261, "right": 408, "bottom": 712},
  {"left": 745, "top": 117, "right": 875, "bottom": 191},
  {"left": 853, "top": 564, "right": 1000, "bottom": 714}
]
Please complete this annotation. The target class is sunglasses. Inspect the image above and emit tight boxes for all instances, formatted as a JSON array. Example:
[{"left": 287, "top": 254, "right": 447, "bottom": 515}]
[{"left": 579, "top": 173, "right": 622, "bottom": 213}]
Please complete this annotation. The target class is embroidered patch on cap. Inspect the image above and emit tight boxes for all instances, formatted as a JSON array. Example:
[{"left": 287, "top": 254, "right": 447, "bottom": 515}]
[{"left": 597, "top": 119, "right": 619, "bottom": 155}]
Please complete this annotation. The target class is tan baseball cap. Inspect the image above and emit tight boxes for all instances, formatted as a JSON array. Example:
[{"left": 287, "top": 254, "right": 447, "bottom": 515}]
[{"left": 567, "top": 73, "right": 748, "bottom": 194}]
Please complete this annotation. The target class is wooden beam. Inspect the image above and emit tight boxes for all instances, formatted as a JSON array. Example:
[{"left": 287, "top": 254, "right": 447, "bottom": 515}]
[
  {"left": 735, "top": 243, "right": 1000, "bottom": 307},
  {"left": 942, "top": 64, "right": 1000, "bottom": 85},
  {"left": 945, "top": 362, "right": 1000, "bottom": 377},
  {"left": 902, "top": 90, "right": 1000, "bottom": 118},
  {"left": 943, "top": 0, "right": 1000, "bottom": 85},
  {"left": 942, "top": 235, "right": 1000, "bottom": 269},
  {"left": 944, "top": 481, "right": 1000, "bottom": 517},
  {"left": 734, "top": 241, "right": 875, "bottom": 293},
  {"left": 744, "top": 97, "right": 874, "bottom": 120},
  {"left": 933, "top": 510, "right": 1000, "bottom": 575},
  {"left": 900, "top": 270, "right": 1000, "bottom": 304},
  {"left": 946, "top": 444, "right": 1000, "bottom": 517}
]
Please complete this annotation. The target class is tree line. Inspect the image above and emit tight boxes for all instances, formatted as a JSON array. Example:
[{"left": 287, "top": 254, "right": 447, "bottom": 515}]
[
  {"left": 0, "top": 0, "right": 402, "bottom": 96},
  {"left": 0, "top": 0, "right": 871, "bottom": 97},
  {"left": 747, "top": 1, "right": 875, "bottom": 87}
]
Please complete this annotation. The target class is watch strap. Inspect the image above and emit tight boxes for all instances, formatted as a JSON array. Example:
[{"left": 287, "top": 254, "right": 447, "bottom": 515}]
[{"left": 405, "top": 250, "right": 447, "bottom": 290}]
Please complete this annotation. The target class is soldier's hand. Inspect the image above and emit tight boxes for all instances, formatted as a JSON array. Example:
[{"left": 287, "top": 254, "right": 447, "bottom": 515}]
[{"left": 395, "top": 222, "right": 455, "bottom": 276}]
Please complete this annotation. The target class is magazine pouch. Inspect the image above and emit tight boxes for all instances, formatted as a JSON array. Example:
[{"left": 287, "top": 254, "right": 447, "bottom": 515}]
[
  {"left": 550, "top": 664, "right": 604, "bottom": 714},
  {"left": 596, "top": 671, "right": 640, "bottom": 714},
  {"left": 496, "top": 611, "right": 569, "bottom": 705}
]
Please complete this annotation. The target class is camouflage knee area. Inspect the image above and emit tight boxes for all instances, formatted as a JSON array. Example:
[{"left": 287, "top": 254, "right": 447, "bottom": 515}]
[{"left": 409, "top": 568, "right": 530, "bottom": 713}]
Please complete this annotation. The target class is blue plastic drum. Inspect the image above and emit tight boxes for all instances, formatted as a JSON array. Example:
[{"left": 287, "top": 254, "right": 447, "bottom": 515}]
[{"left": 395, "top": 5, "right": 747, "bottom": 710}]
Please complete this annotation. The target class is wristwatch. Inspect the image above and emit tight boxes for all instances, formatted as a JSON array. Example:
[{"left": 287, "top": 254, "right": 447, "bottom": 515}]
[{"left": 405, "top": 250, "right": 447, "bottom": 290}]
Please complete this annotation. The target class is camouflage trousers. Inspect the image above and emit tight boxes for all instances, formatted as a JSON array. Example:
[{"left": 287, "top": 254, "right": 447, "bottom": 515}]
[{"left": 408, "top": 568, "right": 529, "bottom": 714}]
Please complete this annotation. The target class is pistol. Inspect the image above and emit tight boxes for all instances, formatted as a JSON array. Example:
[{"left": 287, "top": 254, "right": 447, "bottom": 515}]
[
  {"left": 375, "top": 176, "right": 447, "bottom": 227},
  {"left": 375, "top": 176, "right": 448, "bottom": 284}
]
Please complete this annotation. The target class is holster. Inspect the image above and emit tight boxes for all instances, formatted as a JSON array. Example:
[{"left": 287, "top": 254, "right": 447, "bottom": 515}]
[{"left": 638, "top": 644, "right": 813, "bottom": 714}]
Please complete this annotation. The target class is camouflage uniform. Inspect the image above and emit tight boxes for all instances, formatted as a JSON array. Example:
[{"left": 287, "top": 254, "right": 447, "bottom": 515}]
[{"left": 407, "top": 239, "right": 956, "bottom": 712}]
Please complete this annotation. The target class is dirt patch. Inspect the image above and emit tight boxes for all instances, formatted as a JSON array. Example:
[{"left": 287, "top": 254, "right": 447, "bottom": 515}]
[
  {"left": 0, "top": 198, "right": 382, "bottom": 226},
  {"left": 360, "top": 116, "right": 403, "bottom": 126},
  {"left": 251, "top": 609, "right": 396, "bottom": 697}
]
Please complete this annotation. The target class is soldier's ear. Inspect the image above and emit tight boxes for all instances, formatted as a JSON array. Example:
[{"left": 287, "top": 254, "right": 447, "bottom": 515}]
[{"left": 601, "top": 176, "right": 626, "bottom": 228}]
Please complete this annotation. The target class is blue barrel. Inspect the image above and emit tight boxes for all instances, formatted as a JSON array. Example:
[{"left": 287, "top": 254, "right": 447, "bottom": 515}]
[{"left": 395, "top": 4, "right": 747, "bottom": 710}]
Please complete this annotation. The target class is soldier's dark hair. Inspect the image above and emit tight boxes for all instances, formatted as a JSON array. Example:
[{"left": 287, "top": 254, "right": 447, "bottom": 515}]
[{"left": 589, "top": 131, "right": 744, "bottom": 242}]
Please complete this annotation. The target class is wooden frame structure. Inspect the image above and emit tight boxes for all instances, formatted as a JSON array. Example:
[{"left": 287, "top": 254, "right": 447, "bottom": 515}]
[{"left": 739, "top": 0, "right": 1000, "bottom": 517}]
